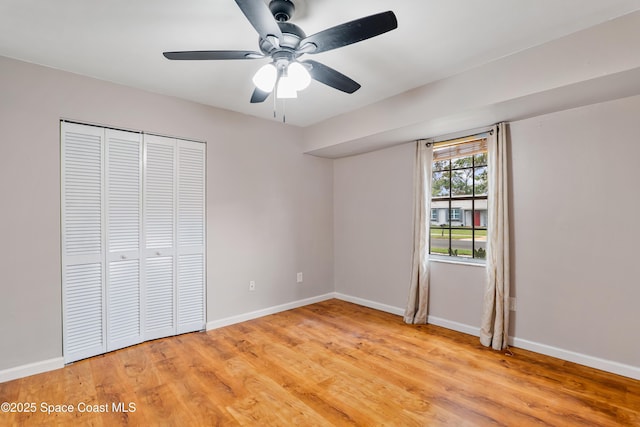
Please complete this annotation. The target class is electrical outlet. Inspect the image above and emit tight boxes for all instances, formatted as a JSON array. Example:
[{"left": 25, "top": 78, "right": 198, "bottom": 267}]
[
  {"left": 509, "top": 297, "right": 517, "bottom": 312},
  {"left": 296, "top": 272, "right": 303, "bottom": 283},
  {"left": 249, "top": 281, "right": 256, "bottom": 291}
]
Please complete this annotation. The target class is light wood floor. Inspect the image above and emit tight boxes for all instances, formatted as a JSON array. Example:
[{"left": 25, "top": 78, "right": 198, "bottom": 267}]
[{"left": 1, "top": 299, "right": 638, "bottom": 426}]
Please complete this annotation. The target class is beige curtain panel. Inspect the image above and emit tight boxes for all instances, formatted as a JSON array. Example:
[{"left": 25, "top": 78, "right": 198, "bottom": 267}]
[
  {"left": 404, "top": 141, "right": 433, "bottom": 324},
  {"left": 480, "top": 122, "right": 511, "bottom": 350}
]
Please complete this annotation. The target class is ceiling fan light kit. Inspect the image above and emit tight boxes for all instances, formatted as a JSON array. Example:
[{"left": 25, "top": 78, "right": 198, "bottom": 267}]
[
  {"left": 163, "top": 0, "right": 398, "bottom": 118},
  {"left": 252, "top": 63, "right": 277, "bottom": 92},
  {"left": 276, "top": 75, "right": 298, "bottom": 99},
  {"left": 252, "top": 60, "right": 310, "bottom": 98}
]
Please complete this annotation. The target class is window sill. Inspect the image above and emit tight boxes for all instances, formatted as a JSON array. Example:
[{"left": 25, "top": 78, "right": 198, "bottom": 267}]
[{"left": 429, "top": 255, "right": 486, "bottom": 268}]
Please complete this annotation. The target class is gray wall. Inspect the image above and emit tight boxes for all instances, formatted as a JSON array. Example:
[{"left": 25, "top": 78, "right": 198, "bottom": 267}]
[
  {"left": 334, "top": 95, "right": 640, "bottom": 369},
  {"left": 333, "top": 143, "right": 415, "bottom": 309},
  {"left": 0, "top": 56, "right": 334, "bottom": 370},
  {"left": 509, "top": 96, "right": 640, "bottom": 366}
]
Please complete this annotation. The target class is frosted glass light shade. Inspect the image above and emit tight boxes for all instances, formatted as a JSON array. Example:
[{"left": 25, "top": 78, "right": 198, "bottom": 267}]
[
  {"left": 276, "top": 76, "right": 298, "bottom": 99},
  {"left": 252, "top": 63, "right": 277, "bottom": 92},
  {"left": 287, "top": 62, "right": 311, "bottom": 90}
]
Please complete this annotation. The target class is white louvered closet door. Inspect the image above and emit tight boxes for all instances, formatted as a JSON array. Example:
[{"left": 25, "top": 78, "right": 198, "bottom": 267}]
[
  {"left": 61, "top": 122, "right": 106, "bottom": 363},
  {"left": 177, "top": 140, "right": 206, "bottom": 333},
  {"left": 105, "top": 129, "right": 143, "bottom": 351},
  {"left": 143, "top": 134, "right": 177, "bottom": 340},
  {"left": 63, "top": 123, "right": 206, "bottom": 363}
]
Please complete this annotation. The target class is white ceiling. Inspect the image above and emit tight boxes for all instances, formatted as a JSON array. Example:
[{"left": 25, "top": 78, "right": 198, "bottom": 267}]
[{"left": 1, "top": 0, "right": 639, "bottom": 127}]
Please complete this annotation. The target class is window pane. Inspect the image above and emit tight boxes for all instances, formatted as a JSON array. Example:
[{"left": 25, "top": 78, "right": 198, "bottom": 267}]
[
  {"left": 474, "top": 152, "right": 487, "bottom": 167},
  {"left": 451, "top": 168, "right": 473, "bottom": 197},
  {"left": 451, "top": 155, "right": 473, "bottom": 170},
  {"left": 432, "top": 171, "right": 450, "bottom": 196},
  {"left": 430, "top": 221, "right": 450, "bottom": 256},
  {"left": 433, "top": 159, "right": 449, "bottom": 171},
  {"left": 474, "top": 166, "right": 488, "bottom": 196},
  {"left": 448, "top": 227, "right": 469, "bottom": 258},
  {"left": 474, "top": 228, "right": 487, "bottom": 259}
]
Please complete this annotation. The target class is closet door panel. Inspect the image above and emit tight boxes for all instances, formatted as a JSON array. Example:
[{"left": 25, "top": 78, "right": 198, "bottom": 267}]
[
  {"left": 143, "top": 135, "right": 176, "bottom": 339},
  {"left": 177, "top": 140, "right": 206, "bottom": 333},
  {"left": 105, "top": 129, "right": 143, "bottom": 351},
  {"left": 106, "top": 130, "right": 142, "bottom": 254},
  {"left": 61, "top": 122, "right": 106, "bottom": 363}
]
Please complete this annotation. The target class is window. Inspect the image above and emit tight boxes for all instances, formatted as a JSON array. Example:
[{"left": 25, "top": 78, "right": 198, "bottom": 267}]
[{"left": 429, "top": 136, "right": 488, "bottom": 260}]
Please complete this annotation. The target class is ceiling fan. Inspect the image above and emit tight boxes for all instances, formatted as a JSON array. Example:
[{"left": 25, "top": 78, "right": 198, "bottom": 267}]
[{"left": 163, "top": 0, "right": 398, "bottom": 104}]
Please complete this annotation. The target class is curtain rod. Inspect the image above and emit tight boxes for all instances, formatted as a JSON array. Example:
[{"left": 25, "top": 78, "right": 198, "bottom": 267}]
[{"left": 420, "top": 128, "right": 493, "bottom": 147}]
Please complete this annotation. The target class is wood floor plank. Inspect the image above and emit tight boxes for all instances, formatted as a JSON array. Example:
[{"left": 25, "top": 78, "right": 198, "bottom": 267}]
[{"left": 1, "top": 299, "right": 638, "bottom": 426}]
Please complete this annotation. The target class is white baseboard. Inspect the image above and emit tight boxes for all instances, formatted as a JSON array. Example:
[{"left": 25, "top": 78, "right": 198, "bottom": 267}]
[
  {"left": 333, "top": 294, "right": 640, "bottom": 381},
  {"left": 427, "top": 315, "right": 481, "bottom": 338},
  {"left": 422, "top": 315, "right": 640, "bottom": 381},
  {"left": 0, "top": 357, "right": 64, "bottom": 384},
  {"left": 510, "top": 337, "right": 640, "bottom": 381},
  {"left": 334, "top": 293, "right": 405, "bottom": 316},
  {"left": 206, "top": 293, "right": 336, "bottom": 330}
]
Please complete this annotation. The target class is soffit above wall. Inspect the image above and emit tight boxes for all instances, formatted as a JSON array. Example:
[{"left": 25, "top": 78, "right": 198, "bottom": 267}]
[{"left": 303, "top": 11, "right": 640, "bottom": 158}]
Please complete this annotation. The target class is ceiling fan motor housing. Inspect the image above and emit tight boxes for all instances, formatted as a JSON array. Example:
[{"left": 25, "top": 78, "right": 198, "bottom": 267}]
[
  {"left": 259, "top": 22, "right": 306, "bottom": 54},
  {"left": 269, "top": 0, "right": 295, "bottom": 22}
]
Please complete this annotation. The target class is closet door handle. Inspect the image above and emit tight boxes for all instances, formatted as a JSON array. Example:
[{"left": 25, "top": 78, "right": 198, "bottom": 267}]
[
  {"left": 120, "top": 255, "right": 127, "bottom": 260},
  {"left": 155, "top": 251, "right": 161, "bottom": 256}
]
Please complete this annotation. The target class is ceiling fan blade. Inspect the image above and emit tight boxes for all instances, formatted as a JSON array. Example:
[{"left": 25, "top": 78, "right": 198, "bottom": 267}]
[
  {"left": 303, "top": 60, "right": 361, "bottom": 94},
  {"left": 299, "top": 11, "right": 397, "bottom": 55},
  {"left": 163, "top": 50, "right": 263, "bottom": 60},
  {"left": 234, "top": 0, "right": 283, "bottom": 42},
  {"left": 250, "top": 87, "right": 271, "bottom": 103}
]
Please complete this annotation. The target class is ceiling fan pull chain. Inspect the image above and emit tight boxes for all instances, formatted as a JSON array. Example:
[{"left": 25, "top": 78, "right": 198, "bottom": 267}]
[{"left": 273, "top": 88, "right": 277, "bottom": 118}]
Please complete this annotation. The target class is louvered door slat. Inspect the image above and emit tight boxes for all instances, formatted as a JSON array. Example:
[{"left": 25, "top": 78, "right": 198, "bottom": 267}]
[
  {"left": 145, "top": 256, "right": 175, "bottom": 340},
  {"left": 107, "top": 131, "right": 141, "bottom": 253},
  {"left": 64, "top": 264, "right": 103, "bottom": 356},
  {"left": 178, "top": 254, "right": 204, "bottom": 333},
  {"left": 144, "top": 137, "right": 175, "bottom": 250},
  {"left": 107, "top": 259, "right": 141, "bottom": 349},
  {"left": 62, "top": 129, "right": 103, "bottom": 257},
  {"left": 178, "top": 142, "right": 205, "bottom": 248}
]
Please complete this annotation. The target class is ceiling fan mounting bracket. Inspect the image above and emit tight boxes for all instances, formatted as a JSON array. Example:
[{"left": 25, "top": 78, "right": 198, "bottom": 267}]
[{"left": 269, "top": 0, "right": 295, "bottom": 22}]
